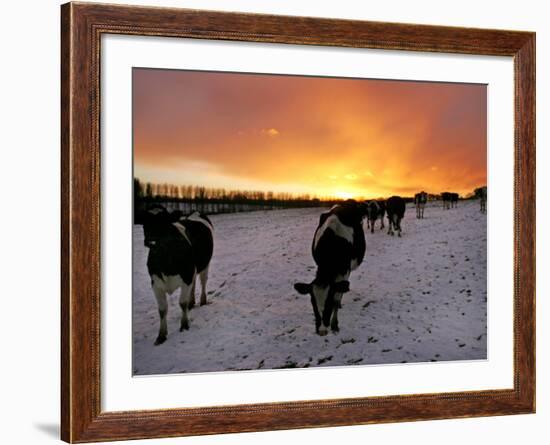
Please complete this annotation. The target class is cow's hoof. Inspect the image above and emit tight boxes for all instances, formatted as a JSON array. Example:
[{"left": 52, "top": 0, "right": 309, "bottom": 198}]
[
  {"left": 154, "top": 335, "right": 167, "bottom": 345},
  {"left": 200, "top": 299, "right": 208, "bottom": 306},
  {"left": 398, "top": 233, "right": 402, "bottom": 237},
  {"left": 180, "top": 322, "right": 189, "bottom": 332},
  {"left": 331, "top": 325, "right": 340, "bottom": 333},
  {"left": 318, "top": 326, "right": 329, "bottom": 336},
  {"left": 188, "top": 300, "right": 195, "bottom": 310}
]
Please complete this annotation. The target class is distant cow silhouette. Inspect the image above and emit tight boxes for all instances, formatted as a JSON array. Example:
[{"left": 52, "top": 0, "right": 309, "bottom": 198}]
[
  {"left": 476, "top": 186, "right": 487, "bottom": 213},
  {"left": 377, "top": 200, "right": 386, "bottom": 230},
  {"left": 386, "top": 196, "right": 406, "bottom": 237},
  {"left": 441, "top": 192, "right": 452, "bottom": 210},
  {"left": 450, "top": 193, "right": 459, "bottom": 208},
  {"left": 414, "top": 191, "right": 428, "bottom": 219},
  {"left": 366, "top": 200, "right": 381, "bottom": 233}
]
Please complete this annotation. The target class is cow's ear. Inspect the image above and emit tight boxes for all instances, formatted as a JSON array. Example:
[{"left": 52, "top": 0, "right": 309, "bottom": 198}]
[
  {"left": 294, "top": 282, "right": 312, "bottom": 295},
  {"left": 333, "top": 280, "right": 350, "bottom": 293}
]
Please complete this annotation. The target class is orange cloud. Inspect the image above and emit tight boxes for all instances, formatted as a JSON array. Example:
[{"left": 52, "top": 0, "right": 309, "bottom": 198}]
[{"left": 262, "top": 128, "right": 280, "bottom": 137}]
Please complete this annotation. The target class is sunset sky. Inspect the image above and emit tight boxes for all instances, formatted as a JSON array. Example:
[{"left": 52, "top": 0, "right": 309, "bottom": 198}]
[{"left": 133, "top": 68, "right": 487, "bottom": 199}]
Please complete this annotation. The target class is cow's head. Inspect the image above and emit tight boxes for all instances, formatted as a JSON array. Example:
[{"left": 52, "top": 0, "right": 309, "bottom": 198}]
[
  {"left": 142, "top": 206, "right": 170, "bottom": 248},
  {"left": 294, "top": 279, "right": 350, "bottom": 335}
]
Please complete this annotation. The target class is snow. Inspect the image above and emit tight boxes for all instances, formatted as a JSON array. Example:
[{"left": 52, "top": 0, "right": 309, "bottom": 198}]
[{"left": 132, "top": 200, "right": 487, "bottom": 375}]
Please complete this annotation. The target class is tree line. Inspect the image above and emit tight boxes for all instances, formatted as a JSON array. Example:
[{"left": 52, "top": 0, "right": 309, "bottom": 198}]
[
  {"left": 133, "top": 178, "right": 486, "bottom": 219},
  {"left": 134, "top": 178, "right": 344, "bottom": 217}
]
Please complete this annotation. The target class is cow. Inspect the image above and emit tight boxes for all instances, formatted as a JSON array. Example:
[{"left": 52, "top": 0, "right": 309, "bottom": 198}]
[
  {"left": 477, "top": 186, "right": 487, "bottom": 213},
  {"left": 386, "top": 196, "right": 406, "bottom": 237},
  {"left": 293, "top": 200, "right": 367, "bottom": 336},
  {"left": 441, "top": 192, "right": 452, "bottom": 210},
  {"left": 450, "top": 192, "right": 459, "bottom": 208},
  {"left": 377, "top": 200, "right": 386, "bottom": 230},
  {"left": 142, "top": 207, "right": 214, "bottom": 345},
  {"left": 366, "top": 200, "right": 380, "bottom": 233},
  {"left": 414, "top": 191, "right": 428, "bottom": 219}
]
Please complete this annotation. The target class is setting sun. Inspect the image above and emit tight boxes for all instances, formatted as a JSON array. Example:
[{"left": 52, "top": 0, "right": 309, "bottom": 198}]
[{"left": 332, "top": 190, "right": 359, "bottom": 200}]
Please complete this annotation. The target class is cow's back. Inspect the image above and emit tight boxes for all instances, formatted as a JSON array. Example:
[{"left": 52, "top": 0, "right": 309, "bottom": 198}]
[
  {"left": 179, "top": 215, "right": 214, "bottom": 273},
  {"left": 312, "top": 209, "right": 366, "bottom": 281},
  {"left": 387, "top": 196, "right": 406, "bottom": 218}
]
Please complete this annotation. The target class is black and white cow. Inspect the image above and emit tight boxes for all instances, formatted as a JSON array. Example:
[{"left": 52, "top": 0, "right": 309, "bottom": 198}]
[
  {"left": 386, "top": 196, "right": 406, "bottom": 237},
  {"left": 366, "top": 200, "right": 380, "bottom": 233},
  {"left": 414, "top": 191, "right": 428, "bottom": 219},
  {"left": 294, "top": 200, "right": 367, "bottom": 335},
  {"left": 142, "top": 207, "right": 214, "bottom": 345}
]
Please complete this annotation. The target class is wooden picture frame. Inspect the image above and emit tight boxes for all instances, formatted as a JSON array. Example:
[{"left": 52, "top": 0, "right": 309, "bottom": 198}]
[{"left": 61, "top": 2, "right": 535, "bottom": 442}]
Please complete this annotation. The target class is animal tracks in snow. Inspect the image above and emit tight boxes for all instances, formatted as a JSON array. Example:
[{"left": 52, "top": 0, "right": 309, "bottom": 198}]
[{"left": 133, "top": 202, "right": 487, "bottom": 375}]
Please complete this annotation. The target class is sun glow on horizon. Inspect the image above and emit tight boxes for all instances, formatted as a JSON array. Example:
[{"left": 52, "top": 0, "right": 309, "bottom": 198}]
[{"left": 332, "top": 190, "right": 361, "bottom": 200}]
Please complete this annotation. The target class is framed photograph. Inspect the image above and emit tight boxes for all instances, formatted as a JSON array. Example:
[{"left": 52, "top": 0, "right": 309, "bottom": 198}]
[{"left": 61, "top": 2, "right": 535, "bottom": 442}]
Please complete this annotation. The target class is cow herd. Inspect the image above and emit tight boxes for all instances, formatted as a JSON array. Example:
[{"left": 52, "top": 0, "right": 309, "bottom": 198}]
[{"left": 140, "top": 190, "right": 487, "bottom": 343}]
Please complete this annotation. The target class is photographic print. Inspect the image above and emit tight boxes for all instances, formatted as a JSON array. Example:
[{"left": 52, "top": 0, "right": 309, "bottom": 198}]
[{"left": 132, "top": 68, "right": 488, "bottom": 376}]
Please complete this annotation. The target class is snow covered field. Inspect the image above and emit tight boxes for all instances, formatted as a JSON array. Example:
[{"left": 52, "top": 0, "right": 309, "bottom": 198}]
[{"left": 132, "top": 200, "right": 487, "bottom": 375}]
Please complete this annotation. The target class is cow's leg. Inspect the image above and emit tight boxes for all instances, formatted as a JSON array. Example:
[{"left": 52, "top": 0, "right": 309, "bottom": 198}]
[
  {"left": 331, "top": 273, "right": 348, "bottom": 332},
  {"left": 331, "top": 294, "right": 342, "bottom": 332},
  {"left": 330, "top": 307, "right": 339, "bottom": 332},
  {"left": 188, "top": 277, "right": 196, "bottom": 310},
  {"left": 152, "top": 279, "right": 168, "bottom": 345},
  {"left": 370, "top": 219, "right": 374, "bottom": 233},
  {"left": 311, "top": 295, "right": 322, "bottom": 334},
  {"left": 380, "top": 215, "right": 385, "bottom": 229},
  {"left": 179, "top": 276, "right": 194, "bottom": 332},
  {"left": 198, "top": 266, "right": 209, "bottom": 306}
]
